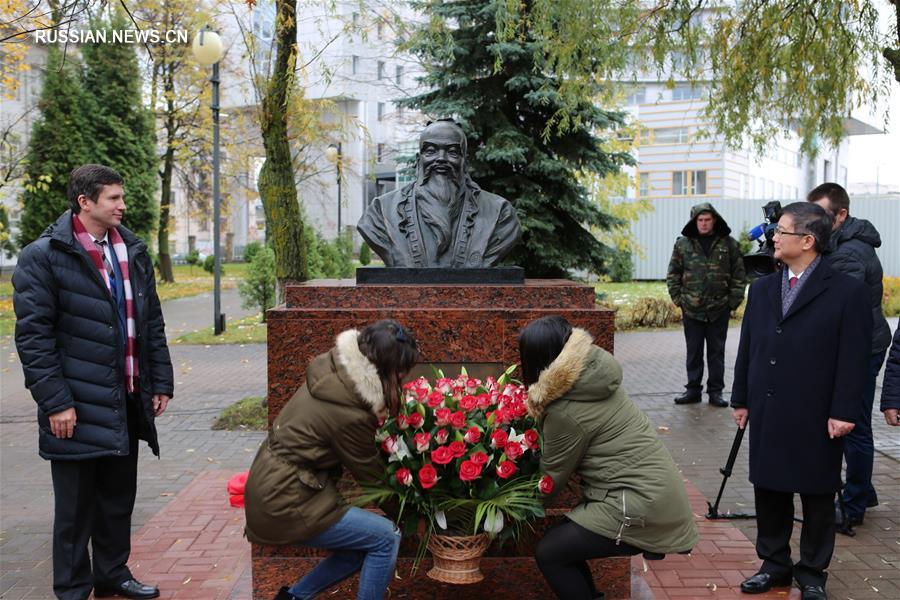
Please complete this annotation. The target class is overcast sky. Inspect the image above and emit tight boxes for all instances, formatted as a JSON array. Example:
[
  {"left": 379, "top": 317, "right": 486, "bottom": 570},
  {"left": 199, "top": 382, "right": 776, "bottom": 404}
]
[{"left": 847, "top": 78, "right": 900, "bottom": 188}]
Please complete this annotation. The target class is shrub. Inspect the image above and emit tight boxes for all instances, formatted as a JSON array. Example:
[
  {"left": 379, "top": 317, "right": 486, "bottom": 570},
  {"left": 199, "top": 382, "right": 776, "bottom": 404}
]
[
  {"left": 238, "top": 246, "right": 276, "bottom": 322},
  {"left": 884, "top": 277, "right": 900, "bottom": 317},
  {"left": 358, "top": 241, "right": 372, "bottom": 265},
  {"left": 243, "top": 240, "right": 263, "bottom": 263},
  {"left": 305, "top": 228, "right": 354, "bottom": 279},
  {"left": 607, "top": 250, "right": 633, "bottom": 283},
  {"left": 202, "top": 254, "right": 225, "bottom": 276},
  {"left": 617, "top": 297, "right": 682, "bottom": 330},
  {"left": 185, "top": 249, "right": 200, "bottom": 274}
]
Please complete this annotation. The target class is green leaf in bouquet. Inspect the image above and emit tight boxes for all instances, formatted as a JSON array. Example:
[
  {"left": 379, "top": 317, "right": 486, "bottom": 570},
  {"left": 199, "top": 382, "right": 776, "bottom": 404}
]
[
  {"left": 429, "top": 365, "right": 445, "bottom": 379},
  {"left": 497, "top": 363, "right": 519, "bottom": 386},
  {"left": 415, "top": 402, "right": 426, "bottom": 417},
  {"left": 487, "top": 412, "right": 495, "bottom": 427},
  {"left": 454, "top": 430, "right": 465, "bottom": 443},
  {"left": 460, "top": 366, "right": 468, "bottom": 376}
]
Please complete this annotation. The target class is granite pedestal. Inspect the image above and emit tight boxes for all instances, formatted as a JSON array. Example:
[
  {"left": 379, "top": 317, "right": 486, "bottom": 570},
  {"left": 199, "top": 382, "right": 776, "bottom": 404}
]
[{"left": 256, "top": 277, "right": 627, "bottom": 599}]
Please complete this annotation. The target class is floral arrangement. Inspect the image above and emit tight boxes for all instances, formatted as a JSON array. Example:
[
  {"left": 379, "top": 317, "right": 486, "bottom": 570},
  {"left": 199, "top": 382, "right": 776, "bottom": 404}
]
[{"left": 358, "top": 366, "right": 554, "bottom": 550}]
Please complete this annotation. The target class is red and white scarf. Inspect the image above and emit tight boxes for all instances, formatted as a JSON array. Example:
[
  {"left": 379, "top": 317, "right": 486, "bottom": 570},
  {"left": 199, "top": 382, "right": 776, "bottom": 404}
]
[{"left": 72, "top": 214, "right": 139, "bottom": 393}]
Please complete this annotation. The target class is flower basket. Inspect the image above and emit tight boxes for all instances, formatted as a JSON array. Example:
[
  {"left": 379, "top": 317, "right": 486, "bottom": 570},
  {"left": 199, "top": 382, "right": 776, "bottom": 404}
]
[{"left": 426, "top": 532, "right": 491, "bottom": 584}]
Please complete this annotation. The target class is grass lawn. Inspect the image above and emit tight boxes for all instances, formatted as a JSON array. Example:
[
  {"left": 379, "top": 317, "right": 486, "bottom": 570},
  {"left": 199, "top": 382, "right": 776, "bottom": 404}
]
[
  {"left": 212, "top": 395, "right": 268, "bottom": 430},
  {"left": 0, "top": 280, "right": 12, "bottom": 337},
  {"left": 594, "top": 281, "right": 670, "bottom": 305},
  {"left": 173, "top": 313, "right": 267, "bottom": 345}
]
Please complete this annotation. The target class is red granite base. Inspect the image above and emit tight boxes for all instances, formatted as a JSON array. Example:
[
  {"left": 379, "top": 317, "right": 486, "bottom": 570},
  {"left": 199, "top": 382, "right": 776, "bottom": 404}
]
[
  {"left": 267, "top": 279, "right": 613, "bottom": 423},
  {"left": 259, "top": 278, "right": 621, "bottom": 599}
]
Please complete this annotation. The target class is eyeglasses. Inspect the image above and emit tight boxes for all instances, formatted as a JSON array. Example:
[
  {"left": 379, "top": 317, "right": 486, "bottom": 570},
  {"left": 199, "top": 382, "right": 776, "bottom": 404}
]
[{"left": 773, "top": 226, "right": 809, "bottom": 238}]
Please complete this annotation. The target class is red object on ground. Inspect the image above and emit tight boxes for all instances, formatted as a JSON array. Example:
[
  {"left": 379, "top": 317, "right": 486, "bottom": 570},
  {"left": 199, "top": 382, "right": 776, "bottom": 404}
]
[
  {"left": 229, "top": 494, "right": 245, "bottom": 508},
  {"left": 227, "top": 470, "right": 249, "bottom": 508}
]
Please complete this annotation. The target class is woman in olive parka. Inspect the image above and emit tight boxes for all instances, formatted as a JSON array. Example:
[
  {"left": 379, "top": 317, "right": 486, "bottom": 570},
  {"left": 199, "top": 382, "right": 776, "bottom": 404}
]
[
  {"left": 244, "top": 320, "right": 419, "bottom": 600},
  {"left": 520, "top": 316, "right": 698, "bottom": 600}
]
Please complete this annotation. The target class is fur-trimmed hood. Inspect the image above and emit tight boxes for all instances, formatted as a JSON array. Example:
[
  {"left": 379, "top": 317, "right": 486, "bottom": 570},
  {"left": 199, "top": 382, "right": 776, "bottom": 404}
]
[
  {"left": 526, "top": 328, "right": 623, "bottom": 420},
  {"left": 306, "top": 329, "right": 385, "bottom": 417}
]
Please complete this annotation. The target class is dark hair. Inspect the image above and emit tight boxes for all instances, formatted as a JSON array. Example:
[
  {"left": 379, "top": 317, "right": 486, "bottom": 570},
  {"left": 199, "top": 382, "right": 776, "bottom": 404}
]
[
  {"left": 780, "top": 201, "right": 833, "bottom": 253},
  {"left": 518, "top": 315, "right": 573, "bottom": 387},
  {"left": 357, "top": 320, "right": 420, "bottom": 416},
  {"left": 67, "top": 164, "right": 124, "bottom": 213},
  {"left": 807, "top": 182, "right": 849, "bottom": 215}
]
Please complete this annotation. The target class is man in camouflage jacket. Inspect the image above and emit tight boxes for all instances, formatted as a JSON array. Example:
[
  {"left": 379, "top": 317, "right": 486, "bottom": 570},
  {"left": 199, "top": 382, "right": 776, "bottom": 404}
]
[{"left": 667, "top": 202, "right": 746, "bottom": 407}]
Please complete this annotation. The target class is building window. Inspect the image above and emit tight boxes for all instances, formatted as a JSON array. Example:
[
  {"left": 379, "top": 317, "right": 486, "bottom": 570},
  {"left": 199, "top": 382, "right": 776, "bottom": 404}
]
[
  {"left": 840, "top": 166, "right": 848, "bottom": 187},
  {"left": 395, "top": 65, "right": 403, "bottom": 85},
  {"left": 672, "top": 85, "right": 704, "bottom": 101},
  {"left": 638, "top": 172, "right": 649, "bottom": 197},
  {"left": 652, "top": 127, "right": 690, "bottom": 145},
  {"left": 377, "top": 61, "right": 385, "bottom": 80},
  {"left": 352, "top": 55, "right": 359, "bottom": 75},
  {"left": 672, "top": 170, "right": 707, "bottom": 195},
  {"left": 777, "top": 183, "right": 783, "bottom": 199},
  {"left": 626, "top": 86, "right": 645, "bottom": 105},
  {"left": 377, "top": 102, "right": 385, "bottom": 121},
  {"left": 377, "top": 143, "right": 386, "bottom": 163},
  {"left": 637, "top": 127, "right": 652, "bottom": 146}
]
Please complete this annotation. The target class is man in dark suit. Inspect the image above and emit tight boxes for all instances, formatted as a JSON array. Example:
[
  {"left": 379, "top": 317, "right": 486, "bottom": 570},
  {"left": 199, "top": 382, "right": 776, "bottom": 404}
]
[
  {"left": 730, "top": 202, "right": 872, "bottom": 600},
  {"left": 13, "top": 165, "right": 173, "bottom": 599}
]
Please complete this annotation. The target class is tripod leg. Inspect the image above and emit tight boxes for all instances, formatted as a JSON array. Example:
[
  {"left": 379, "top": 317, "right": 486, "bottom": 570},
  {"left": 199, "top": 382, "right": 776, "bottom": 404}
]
[{"left": 706, "top": 427, "right": 746, "bottom": 519}]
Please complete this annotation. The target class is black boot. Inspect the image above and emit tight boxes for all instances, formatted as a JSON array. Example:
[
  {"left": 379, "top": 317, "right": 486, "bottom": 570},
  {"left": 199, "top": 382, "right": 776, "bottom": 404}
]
[
  {"left": 708, "top": 392, "right": 728, "bottom": 407},
  {"left": 274, "top": 587, "right": 297, "bottom": 600},
  {"left": 674, "top": 391, "right": 701, "bottom": 404}
]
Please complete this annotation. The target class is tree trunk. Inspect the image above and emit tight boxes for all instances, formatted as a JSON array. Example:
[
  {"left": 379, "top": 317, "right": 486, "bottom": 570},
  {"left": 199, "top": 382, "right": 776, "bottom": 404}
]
[
  {"left": 259, "top": 0, "right": 307, "bottom": 296},
  {"left": 157, "top": 63, "right": 177, "bottom": 283}
]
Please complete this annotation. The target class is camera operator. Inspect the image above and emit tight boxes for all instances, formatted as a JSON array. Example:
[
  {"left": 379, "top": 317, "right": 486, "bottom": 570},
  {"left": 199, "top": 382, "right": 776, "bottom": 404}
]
[
  {"left": 807, "top": 183, "right": 891, "bottom": 529},
  {"left": 730, "top": 202, "right": 872, "bottom": 600}
]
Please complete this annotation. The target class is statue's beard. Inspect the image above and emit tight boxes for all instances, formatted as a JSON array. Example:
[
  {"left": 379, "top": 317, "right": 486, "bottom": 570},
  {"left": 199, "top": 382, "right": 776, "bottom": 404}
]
[{"left": 417, "top": 168, "right": 462, "bottom": 256}]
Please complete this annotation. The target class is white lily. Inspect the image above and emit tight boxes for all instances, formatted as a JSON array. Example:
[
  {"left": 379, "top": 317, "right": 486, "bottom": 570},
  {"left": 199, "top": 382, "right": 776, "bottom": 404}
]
[
  {"left": 388, "top": 437, "right": 412, "bottom": 463},
  {"left": 483, "top": 510, "right": 504, "bottom": 534},
  {"left": 507, "top": 427, "right": 525, "bottom": 445},
  {"left": 435, "top": 510, "right": 448, "bottom": 530}
]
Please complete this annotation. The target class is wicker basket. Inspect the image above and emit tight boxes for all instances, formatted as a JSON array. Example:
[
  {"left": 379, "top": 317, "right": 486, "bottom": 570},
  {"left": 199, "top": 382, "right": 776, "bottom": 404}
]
[{"left": 426, "top": 533, "right": 491, "bottom": 584}]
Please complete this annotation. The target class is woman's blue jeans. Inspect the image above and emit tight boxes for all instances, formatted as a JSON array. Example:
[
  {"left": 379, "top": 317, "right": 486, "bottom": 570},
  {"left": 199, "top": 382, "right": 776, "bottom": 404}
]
[{"left": 288, "top": 507, "right": 401, "bottom": 600}]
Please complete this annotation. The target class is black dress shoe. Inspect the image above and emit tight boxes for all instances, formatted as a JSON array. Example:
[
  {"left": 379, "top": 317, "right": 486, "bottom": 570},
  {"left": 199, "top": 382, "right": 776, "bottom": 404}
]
[
  {"left": 674, "top": 392, "right": 702, "bottom": 404},
  {"left": 801, "top": 584, "right": 827, "bottom": 599},
  {"left": 708, "top": 392, "right": 729, "bottom": 407},
  {"left": 94, "top": 578, "right": 160, "bottom": 599},
  {"left": 835, "top": 506, "right": 864, "bottom": 527},
  {"left": 740, "top": 572, "right": 792, "bottom": 594}
]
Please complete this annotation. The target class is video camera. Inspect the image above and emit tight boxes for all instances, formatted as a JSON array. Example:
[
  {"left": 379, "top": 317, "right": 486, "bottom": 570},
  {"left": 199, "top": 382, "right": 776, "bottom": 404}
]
[{"left": 742, "top": 201, "right": 782, "bottom": 279}]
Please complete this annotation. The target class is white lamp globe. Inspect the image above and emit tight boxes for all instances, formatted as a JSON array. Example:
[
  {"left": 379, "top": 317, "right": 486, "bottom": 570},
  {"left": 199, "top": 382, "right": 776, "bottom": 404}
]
[
  {"left": 192, "top": 29, "right": 224, "bottom": 65},
  {"left": 325, "top": 144, "right": 340, "bottom": 163}
]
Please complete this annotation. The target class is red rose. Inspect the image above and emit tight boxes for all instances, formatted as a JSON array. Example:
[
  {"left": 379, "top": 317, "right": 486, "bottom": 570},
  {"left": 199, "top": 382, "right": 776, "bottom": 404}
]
[
  {"left": 504, "top": 442, "right": 524, "bottom": 461},
  {"left": 431, "top": 446, "right": 455, "bottom": 465},
  {"left": 414, "top": 432, "right": 432, "bottom": 453},
  {"left": 524, "top": 429, "right": 540, "bottom": 450},
  {"left": 470, "top": 451, "right": 489, "bottom": 465},
  {"left": 496, "top": 461, "right": 517, "bottom": 479},
  {"left": 418, "top": 464, "right": 438, "bottom": 489},
  {"left": 396, "top": 468, "right": 413, "bottom": 486},
  {"left": 490, "top": 430, "right": 508, "bottom": 449},
  {"left": 449, "top": 411, "right": 467, "bottom": 429},
  {"left": 435, "top": 407, "right": 452, "bottom": 426},
  {"left": 427, "top": 391, "right": 445, "bottom": 408},
  {"left": 434, "top": 429, "right": 449, "bottom": 444},
  {"left": 464, "top": 427, "right": 481, "bottom": 444},
  {"left": 396, "top": 414, "right": 409, "bottom": 430},
  {"left": 459, "top": 395, "right": 478, "bottom": 411},
  {"left": 476, "top": 393, "right": 493, "bottom": 409},
  {"left": 448, "top": 440, "right": 467, "bottom": 458},
  {"left": 539, "top": 475, "right": 554, "bottom": 495},
  {"left": 466, "top": 377, "right": 478, "bottom": 390},
  {"left": 459, "top": 460, "right": 483, "bottom": 482},
  {"left": 406, "top": 412, "right": 424, "bottom": 429}
]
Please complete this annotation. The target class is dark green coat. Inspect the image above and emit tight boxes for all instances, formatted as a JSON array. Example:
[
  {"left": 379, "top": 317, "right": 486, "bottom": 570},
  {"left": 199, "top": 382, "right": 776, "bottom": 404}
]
[
  {"left": 527, "top": 328, "right": 698, "bottom": 553},
  {"left": 244, "top": 330, "right": 387, "bottom": 544},
  {"left": 667, "top": 202, "right": 746, "bottom": 321}
]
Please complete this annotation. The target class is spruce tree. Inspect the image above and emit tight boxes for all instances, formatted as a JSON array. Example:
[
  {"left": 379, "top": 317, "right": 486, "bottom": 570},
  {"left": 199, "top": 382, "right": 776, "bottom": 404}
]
[
  {"left": 401, "top": 0, "right": 633, "bottom": 277},
  {"left": 81, "top": 11, "right": 158, "bottom": 242},
  {"left": 17, "top": 47, "right": 91, "bottom": 247}
]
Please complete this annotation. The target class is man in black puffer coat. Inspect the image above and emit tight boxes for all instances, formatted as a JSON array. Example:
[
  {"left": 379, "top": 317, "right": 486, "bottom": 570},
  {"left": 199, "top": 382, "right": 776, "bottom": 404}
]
[
  {"left": 13, "top": 165, "right": 173, "bottom": 600},
  {"left": 808, "top": 182, "right": 891, "bottom": 529}
]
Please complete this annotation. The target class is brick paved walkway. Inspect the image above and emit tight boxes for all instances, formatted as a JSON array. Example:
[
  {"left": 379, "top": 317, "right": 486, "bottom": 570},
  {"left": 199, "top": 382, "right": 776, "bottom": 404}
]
[{"left": 2, "top": 316, "right": 897, "bottom": 599}]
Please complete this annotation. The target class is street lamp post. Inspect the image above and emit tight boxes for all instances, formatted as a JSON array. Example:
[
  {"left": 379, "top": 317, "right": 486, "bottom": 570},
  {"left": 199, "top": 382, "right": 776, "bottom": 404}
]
[
  {"left": 326, "top": 143, "right": 342, "bottom": 239},
  {"left": 192, "top": 27, "right": 226, "bottom": 335}
]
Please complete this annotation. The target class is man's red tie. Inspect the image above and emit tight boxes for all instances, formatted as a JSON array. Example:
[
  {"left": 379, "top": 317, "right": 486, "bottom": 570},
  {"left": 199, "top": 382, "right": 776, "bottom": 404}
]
[{"left": 789, "top": 276, "right": 798, "bottom": 289}]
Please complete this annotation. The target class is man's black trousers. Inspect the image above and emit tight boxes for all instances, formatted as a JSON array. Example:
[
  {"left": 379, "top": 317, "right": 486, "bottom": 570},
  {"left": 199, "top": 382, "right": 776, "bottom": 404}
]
[
  {"left": 50, "top": 401, "right": 140, "bottom": 600},
  {"left": 682, "top": 310, "right": 730, "bottom": 395},
  {"left": 754, "top": 486, "right": 835, "bottom": 588}
]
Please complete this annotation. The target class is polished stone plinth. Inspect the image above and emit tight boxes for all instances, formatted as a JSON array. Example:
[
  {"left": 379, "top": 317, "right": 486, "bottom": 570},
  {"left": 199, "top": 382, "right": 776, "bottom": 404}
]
[
  {"left": 258, "top": 278, "right": 622, "bottom": 599},
  {"left": 356, "top": 266, "right": 525, "bottom": 284}
]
